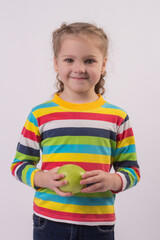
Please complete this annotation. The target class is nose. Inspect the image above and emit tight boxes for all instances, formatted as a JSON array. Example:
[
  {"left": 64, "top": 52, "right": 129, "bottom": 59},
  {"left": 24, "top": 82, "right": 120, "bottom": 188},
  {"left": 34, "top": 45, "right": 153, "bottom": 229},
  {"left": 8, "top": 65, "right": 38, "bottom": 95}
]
[{"left": 73, "top": 62, "right": 86, "bottom": 73}]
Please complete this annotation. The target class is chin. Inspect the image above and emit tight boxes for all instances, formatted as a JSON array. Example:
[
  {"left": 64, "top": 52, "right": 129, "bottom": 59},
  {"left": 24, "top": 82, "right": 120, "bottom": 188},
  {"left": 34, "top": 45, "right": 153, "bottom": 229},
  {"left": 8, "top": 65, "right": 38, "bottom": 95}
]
[{"left": 73, "top": 89, "right": 89, "bottom": 94}]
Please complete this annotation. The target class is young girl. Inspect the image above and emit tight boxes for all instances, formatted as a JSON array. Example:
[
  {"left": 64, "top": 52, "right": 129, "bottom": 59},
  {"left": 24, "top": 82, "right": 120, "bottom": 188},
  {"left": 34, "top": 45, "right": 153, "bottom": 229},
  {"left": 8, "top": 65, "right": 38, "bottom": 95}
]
[{"left": 11, "top": 22, "right": 140, "bottom": 240}]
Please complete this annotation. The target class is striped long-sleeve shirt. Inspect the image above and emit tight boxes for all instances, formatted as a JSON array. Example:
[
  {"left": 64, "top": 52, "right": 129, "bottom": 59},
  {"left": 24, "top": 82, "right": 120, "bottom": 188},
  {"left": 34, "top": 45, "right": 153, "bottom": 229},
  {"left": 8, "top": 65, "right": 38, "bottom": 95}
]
[{"left": 11, "top": 93, "right": 140, "bottom": 226}]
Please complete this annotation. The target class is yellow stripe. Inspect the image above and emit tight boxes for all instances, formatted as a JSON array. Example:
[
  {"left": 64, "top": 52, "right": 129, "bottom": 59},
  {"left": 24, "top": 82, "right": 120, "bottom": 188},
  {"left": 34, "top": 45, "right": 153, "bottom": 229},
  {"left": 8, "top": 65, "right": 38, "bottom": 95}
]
[
  {"left": 34, "top": 197, "right": 114, "bottom": 214},
  {"left": 87, "top": 108, "right": 127, "bottom": 119},
  {"left": 31, "top": 169, "right": 41, "bottom": 189},
  {"left": 11, "top": 163, "right": 17, "bottom": 171},
  {"left": 33, "top": 106, "right": 126, "bottom": 119},
  {"left": 42, "top": 153, "right": 113, "bottom": 164},
  {"left": 24, "top": 119, "right": 40, "bottom": 136},
  {"left": 137, "top": 174, "right": 140, "bottom": 182},
  {"left": 117, "top": 136, "right": 135, "bottom": 148},
  {"left": 33, "top": 107, "right": 63, "bottom": 117},
  {"left": 133, "top": 169, "right": 140, "bottom": 182}
]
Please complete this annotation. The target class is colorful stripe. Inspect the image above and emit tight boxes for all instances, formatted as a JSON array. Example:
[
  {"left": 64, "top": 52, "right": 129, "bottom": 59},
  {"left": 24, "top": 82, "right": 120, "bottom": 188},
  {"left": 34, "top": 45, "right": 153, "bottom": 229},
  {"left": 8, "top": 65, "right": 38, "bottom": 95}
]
[
  {"left": 33, "top": 203, "right": 116, "bottom": 223},
  {"left": 11, "top": 93, "right": 140, "bottom": 225},
  {"left": 41, "top": 161, "right": 111, "bottom": 172},
  {"left": 41, "top": 153, "right": 113, "bottom": 164},
  {"left": 37, "top": 112, "right": 124, "bottom": 127}
]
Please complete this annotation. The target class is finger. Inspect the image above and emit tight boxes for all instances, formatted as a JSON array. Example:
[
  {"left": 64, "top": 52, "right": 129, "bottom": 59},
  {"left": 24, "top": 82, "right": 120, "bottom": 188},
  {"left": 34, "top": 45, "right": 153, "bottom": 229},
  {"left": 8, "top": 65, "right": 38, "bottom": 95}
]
[
  {"left": 80, "top": 175, "right": 100, "bottom": 185},
  {"left": 54, "top": 166, "right": 60, "bottom": 172},
  {"left": 52, "top": 173, "right": 65, "bottom": 180},
  {"left": 54, "top": 187, "right": 73, "bottom": 197},
  {"left": 82, "top": 170, "right": 100, "bottom": 179},
  {"left": 54, "top": 179, "right": 68, "bottom": 188},
  {"left": 81, "top": 182, "right": 102, "bottom": 193},
  {"left": 49, "top": 166, "right": 60, "bottom": 174}
]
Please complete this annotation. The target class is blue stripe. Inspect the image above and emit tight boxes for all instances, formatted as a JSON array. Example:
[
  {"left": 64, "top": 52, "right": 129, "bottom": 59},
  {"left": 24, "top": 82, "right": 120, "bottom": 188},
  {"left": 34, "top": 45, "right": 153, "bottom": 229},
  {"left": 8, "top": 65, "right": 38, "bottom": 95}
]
[
  {"left": 32, "top": 101, "right": 59, "bottom": 112},
  {"left": 42, "top": 144, "right": 115, "bottom": 156},
  {"left": 41, "top": 128, "right": 116, "bottom": 141},
  {"left": 35, "top": 191, "right": 115, "bottom": 206},
  {"left": 27, "top": 112, "right": 38, "bottom": 127},
  {"left": 121, "top": 115, "right": 129, "bottom": 124},
  {"left": 101, "top": 102, "right": 126, "bottom": 113},
  {"left": 125, "top": 167, "right": 138, "bottom": 187},
  {"left": 26, "top": 167, "right": 37, "bottom": 187},
  {"left": 12, "top": 158, "right": 22, "bottom": 164},
  {"left": 17, "top": 143, "right": 40, "bottom": 157},
  {"left": 115, "top": 144, "right": 136, "bottom": 155},
  {"left": 16, "top": 162, "right": 28, "bottom": 182}
]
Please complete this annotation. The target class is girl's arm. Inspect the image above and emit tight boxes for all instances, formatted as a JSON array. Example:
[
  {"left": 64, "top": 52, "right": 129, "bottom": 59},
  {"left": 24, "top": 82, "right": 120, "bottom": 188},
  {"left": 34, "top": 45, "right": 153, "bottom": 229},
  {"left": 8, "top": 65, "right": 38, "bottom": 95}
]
[
  {"left": 11, "top": 110, "right": 41, "bottom": 189},
  {"left": 113, "top": 114, "right": 140, "bottom": 192},
  {"left": 80, "top": 114, "right": 140, "bottom": 194},
  {"left": 11, "top": 109, "right": 72, "bottom": 196}
]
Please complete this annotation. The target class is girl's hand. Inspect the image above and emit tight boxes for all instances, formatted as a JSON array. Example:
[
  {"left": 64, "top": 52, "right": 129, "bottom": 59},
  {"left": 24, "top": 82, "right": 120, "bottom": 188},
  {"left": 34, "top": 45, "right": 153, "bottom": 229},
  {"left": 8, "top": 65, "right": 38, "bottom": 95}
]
[
  {"left": 80, "top": 170, "right": 122, "bottom": 193},
  {"left": 34, "top": 167, "right": 72, "bottom": 197}
]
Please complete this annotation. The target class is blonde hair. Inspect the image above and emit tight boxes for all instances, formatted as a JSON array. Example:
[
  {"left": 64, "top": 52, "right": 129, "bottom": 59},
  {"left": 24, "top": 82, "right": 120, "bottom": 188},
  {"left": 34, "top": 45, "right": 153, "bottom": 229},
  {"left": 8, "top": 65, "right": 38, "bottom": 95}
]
[{"left": 52, "top": 22, "right": 109, "bottom": 95}]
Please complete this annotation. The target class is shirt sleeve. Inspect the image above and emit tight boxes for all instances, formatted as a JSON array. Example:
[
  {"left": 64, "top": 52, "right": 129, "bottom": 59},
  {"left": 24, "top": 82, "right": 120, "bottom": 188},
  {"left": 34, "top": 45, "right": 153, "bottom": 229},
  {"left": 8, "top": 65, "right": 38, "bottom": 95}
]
[
  {"left": 113, "top": 114, "right": 140, "bottom": 192},
  {"left": 11, "top": 110, "right": 41, "bottom": 189}
]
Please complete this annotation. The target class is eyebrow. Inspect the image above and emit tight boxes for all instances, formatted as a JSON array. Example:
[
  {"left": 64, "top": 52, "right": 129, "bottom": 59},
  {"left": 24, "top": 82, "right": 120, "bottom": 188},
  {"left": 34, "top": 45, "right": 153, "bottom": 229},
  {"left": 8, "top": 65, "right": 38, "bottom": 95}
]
[{"left": 61, "top": 55, "right": 97, "bottom": 58}]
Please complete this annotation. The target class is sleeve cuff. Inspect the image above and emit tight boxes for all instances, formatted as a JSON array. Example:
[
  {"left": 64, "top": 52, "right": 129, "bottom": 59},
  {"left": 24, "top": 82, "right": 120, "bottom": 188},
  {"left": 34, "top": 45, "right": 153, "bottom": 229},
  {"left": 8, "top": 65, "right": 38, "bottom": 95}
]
[
  {"left": 111, "top": 172, "right": 127, "bottom": 194},
  {"left": 30, "top": 168, "right": 42, "bottom": 190}
]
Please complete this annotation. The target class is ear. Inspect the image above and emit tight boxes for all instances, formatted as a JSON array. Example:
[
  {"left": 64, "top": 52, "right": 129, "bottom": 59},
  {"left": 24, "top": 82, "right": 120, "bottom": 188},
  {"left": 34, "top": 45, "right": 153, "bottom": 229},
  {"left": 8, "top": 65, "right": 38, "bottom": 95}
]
[
  {"left": 54, "top": 57, "right": 59, "bottom": 73},
  {"left": 101, "top": 57, "right": 107, "bottom": 75}
]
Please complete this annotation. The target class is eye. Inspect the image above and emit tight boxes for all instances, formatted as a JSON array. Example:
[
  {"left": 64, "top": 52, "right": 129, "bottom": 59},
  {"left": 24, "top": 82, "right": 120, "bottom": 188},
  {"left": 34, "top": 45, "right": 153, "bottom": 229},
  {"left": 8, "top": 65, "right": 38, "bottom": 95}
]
[
  {"left": 64, "top": 58, "right": 73, "bottom": 63},
  {"left": 85, "top": 59, "right": 95, "bottom": 64}
]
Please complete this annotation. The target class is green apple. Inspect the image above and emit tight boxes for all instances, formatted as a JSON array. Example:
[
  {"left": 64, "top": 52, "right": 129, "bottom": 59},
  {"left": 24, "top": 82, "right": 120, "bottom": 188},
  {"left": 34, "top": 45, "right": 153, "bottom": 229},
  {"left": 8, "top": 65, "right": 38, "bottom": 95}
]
[{"left": 57, "top": 164, "right": 86, "bottom": 194}]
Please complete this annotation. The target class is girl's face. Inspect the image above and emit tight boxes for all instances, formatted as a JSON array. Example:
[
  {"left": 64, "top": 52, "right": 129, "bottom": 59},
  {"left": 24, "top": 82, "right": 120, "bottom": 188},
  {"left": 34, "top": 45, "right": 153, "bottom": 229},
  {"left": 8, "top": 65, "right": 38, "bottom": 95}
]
[{"left": 54, "top": 34, "right": 107, "bottom": 98}]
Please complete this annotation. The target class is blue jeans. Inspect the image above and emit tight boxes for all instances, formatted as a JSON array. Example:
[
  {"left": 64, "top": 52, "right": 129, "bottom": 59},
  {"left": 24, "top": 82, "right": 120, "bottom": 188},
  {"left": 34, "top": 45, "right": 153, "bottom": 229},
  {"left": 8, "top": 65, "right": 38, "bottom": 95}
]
[{"left": 33, "top": 214, "right": 115, "bottom": 240}]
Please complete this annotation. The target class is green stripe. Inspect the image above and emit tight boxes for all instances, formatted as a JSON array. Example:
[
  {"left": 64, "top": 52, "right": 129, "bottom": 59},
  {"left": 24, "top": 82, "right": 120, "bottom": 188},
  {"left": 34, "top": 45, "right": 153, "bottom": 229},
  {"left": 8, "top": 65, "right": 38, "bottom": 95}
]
[
  {"left": 15, "top": 151, "right": 40, "bottom": 162},
  {"left": 118, "top": 168, "right": 134, "bottom": 187},
  {"left": 114, "top": 152, "right": 137, "bottom": 162},
  {"left": 75, "top": 191, "right": 115, "bottom": 198},
  {"left": 40, "top": 188, "right": 114, "bottom": 198},
  {"left": 21, "top": 165, "right": 32, "bottom": 184},
  {"left": 41, "top": 136, "right": 116, "bottom": 149}
]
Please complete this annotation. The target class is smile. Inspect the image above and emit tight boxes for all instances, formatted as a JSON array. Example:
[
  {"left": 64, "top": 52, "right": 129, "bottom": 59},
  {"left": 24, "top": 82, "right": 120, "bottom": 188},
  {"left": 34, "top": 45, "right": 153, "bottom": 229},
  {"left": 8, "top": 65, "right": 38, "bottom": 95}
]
[{"left": 70, "top": 76, "right": 88, "bottom": 80}]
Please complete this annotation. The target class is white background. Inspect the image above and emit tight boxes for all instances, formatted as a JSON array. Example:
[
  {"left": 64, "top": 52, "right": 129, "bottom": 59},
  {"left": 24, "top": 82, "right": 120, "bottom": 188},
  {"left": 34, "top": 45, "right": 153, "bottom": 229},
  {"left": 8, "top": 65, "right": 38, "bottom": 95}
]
[{"left": 1, "top": 0, "right": 160, "bottom": 239}]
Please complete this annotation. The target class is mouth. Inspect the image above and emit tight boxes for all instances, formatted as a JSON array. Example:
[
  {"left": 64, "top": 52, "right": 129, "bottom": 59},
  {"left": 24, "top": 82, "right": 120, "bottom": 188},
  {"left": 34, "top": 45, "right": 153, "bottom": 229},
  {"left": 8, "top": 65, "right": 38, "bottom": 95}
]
[{"left": 70, "top": 76, "right": 88, "bottom": 80}]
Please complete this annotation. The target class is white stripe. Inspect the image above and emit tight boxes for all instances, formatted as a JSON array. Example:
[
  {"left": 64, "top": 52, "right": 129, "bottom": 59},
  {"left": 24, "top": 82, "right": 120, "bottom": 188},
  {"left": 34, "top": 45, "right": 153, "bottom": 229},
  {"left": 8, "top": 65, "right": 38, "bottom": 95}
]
[
  {"left": 117, "top": 119, "right": 131, "bottom": 135},
  {"left": 33, "top": 212, "right": 116, "bottom": 226},
  {"left": 19, "top": 135, "right": 40, "bottom": 150},
  {"left": 39, "top": 119, "right": 118, "bottom": 134},
  {"left": 116, "top": 172, "right": 127, "bottom": 191},
  {"left": 14, "top": 162, "right": 27, "bottom": 180}
]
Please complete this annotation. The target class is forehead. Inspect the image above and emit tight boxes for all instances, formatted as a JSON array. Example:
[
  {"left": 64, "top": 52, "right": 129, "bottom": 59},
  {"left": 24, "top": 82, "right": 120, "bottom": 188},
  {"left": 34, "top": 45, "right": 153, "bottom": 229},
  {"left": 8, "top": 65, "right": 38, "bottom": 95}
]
[{"left": 58, "top": 34, "right": 104, "bottom": 56}]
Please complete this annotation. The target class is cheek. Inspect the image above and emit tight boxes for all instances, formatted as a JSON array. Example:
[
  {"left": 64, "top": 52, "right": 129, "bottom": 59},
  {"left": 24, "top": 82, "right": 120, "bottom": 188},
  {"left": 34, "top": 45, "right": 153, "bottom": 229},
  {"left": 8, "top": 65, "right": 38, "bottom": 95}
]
[
  {"left": 90, "top": 69, "right": 102, "bottom": 80},
  {"left": 89, "top": 65, "right": 102, "bottom": 75},
  {"left": 58, "top": 67, "right": 68, "bottom": 76}
]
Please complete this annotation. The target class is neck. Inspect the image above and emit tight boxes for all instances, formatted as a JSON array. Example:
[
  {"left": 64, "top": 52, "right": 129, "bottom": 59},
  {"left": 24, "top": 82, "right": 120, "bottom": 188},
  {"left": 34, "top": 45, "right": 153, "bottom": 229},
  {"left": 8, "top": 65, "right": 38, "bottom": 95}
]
[{"left": 59, "top": 91, "right": 99, "bottom": 104}]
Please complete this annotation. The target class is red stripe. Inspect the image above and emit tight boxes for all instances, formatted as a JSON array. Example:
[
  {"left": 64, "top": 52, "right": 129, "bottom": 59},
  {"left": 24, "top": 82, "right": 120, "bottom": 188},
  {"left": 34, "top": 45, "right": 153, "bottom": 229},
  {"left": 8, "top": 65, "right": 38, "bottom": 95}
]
[
  {"left": 132, "top": 167, "right": 140, "bottom": 178},
  {"left": 33, "top": 203, "right": 115, "bottom": 223},
  {"left": 11, "top": 162, "right": 22, "bottom": 176},
  {"left": 116, "top": 128, "right": 133, "bottom": 141},
  {"left": 37, "top": 112, "right": 124, "bottom": 127},
  {"left": 22, "top": 127, "right": 41, "bottom": 142},
  {"left": 41, "top": 162, "right": 111, "bottom": 172}
]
